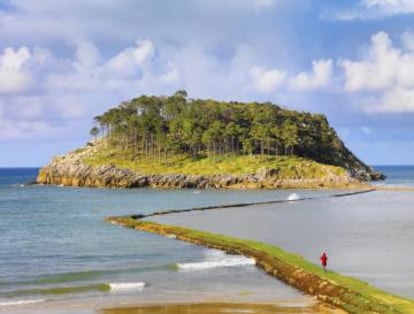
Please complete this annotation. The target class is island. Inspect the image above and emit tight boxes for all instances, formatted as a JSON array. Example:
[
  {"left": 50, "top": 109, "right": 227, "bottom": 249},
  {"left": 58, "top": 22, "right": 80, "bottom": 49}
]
[{"left": 37, "top": 90, "right": 384, "bottom": 188}]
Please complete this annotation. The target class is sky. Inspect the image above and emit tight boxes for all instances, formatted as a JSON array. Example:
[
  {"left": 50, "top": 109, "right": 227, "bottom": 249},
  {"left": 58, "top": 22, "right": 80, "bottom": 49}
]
[{"left": 1, "top": 0, "right": 414, "bottom": 166}]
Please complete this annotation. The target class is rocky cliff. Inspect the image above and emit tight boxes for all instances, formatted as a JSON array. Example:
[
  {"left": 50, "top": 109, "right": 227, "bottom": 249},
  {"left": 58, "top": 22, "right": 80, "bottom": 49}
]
[{"left": 37, "top": 141, "right": 371, "bottom": 189}]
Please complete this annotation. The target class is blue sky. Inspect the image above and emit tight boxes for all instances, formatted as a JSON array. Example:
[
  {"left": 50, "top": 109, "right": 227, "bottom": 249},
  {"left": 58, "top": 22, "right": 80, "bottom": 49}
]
[{"left": 1, "top": 0, "right": 414, "bottom": 166}]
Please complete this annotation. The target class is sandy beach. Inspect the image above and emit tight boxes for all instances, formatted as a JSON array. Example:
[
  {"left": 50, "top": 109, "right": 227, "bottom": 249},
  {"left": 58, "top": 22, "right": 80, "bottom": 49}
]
[{"left": 101, "top": 301, "right": 346, "bottom": 314}]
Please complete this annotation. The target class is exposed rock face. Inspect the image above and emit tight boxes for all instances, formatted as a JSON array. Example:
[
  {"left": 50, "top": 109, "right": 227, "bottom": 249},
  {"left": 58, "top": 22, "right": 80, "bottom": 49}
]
[
  {"left": 37, "top": 143, "right": 365, "bottom": 189},
  {"left": 340, "top": 146, "right": 386, "bottom": 181}
]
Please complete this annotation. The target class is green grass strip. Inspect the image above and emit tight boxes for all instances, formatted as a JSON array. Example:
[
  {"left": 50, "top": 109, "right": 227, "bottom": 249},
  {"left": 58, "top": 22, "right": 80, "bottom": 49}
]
[
  {"left": 86, "top": 152, "right": 346, "bottom": 178},
  {"left": 106, "top": 216, "right": 414, "bottom": 314}
]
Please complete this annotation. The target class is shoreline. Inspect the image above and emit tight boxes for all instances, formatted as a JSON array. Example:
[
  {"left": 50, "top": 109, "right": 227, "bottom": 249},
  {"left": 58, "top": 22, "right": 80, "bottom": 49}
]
[
  {"left": 106, "top": 215, "right": 414, "bottom": 314},
  {"left": 36, "top": 145, "right": 374, "bottom": 190},
  {"left": 101, "top": 301, "right": 346, "bottom": 314},
  {"left": 36, "top": 169, "right": 368, "bottom": 190}
]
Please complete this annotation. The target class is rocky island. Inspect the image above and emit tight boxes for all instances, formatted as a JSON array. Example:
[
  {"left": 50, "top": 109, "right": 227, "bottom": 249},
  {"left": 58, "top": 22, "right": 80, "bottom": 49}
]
[{"left": 37, "top": 91, "right": 384, "bottom": 189}]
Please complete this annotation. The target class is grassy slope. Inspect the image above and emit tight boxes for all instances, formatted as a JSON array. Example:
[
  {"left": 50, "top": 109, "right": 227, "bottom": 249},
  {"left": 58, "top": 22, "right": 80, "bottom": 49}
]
[
  {"left": 84, "top": 146, "right": 347, "bottom": 179},
  {"left": 107, "top": 217, "right": 414, "bottom": 314}
]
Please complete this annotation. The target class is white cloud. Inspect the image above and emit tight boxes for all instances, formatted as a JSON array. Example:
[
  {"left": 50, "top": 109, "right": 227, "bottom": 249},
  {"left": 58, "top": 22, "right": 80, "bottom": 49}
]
[
  {"left": 0, "top": 69, "right": 32, "bottom": 94},
  {"left": 340, "top": 31, "right": 414, "bottom": 113},
  {"left": 321, "top": 0, "right": 414, "bottom": 21},
  {"left": 44, "top": 39, "right": 159, "bottom": 94},
  {"left": 248, "top": 59, "right": 335, "bottom": 94},
  {"left": 0, "top": 119, "right": 57, "bottom": 140},
  {"left": 0, "top": 47, "right": 31, "bottom": 69},
  {"left": 0, "top": 40, "right": 156, "bottom": 140},
  {"left": 363, "top": 0, "right": 414, "bottom": 15},
  {"left": 249, "top": 66, "right": 286, "bottom": 93},
  {"left": 0, "top": 90, "right": 114, "bottom": 142},
  {"left": 105, "top": 39, "right": 154, "bottom": 78},
  {"left": 401, "top": 30, "right": 414, "bottom": 51},
  {"left": 0, "top": 1, "right": 296, "bottom": 103},
  {"left": 161, "top": 44, "right": 232, "bottom": 98},
  {"left": 339, "top": 32, "right": 414, "bottom": 92},
  {"left": 75, "top": 41, "right": 100, "bottom": 67},
  {"left": 0, "top": 47, "right": 32, "bottom": 93},
  {"left": 161, "top": 62, "right": 180, "bottom": 84},
  {"left": 379, "top": 88, "right": 414, "bottom": 113},
  {"left": 0, "top": 98, "right": 57, "bottom": 140},
  {"left": 131, "top": 39, "right": 154, "bottom": 65},
  {"left": 289, "top": 59, "right": 333, "bottom": 91},
  {"left": 323, "top": 0, "right": 414, "bottom": 21}
]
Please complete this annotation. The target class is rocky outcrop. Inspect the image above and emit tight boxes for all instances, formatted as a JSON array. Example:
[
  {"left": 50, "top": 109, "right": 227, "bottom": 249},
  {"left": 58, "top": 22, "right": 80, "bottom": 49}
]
[
  {"left": 339, "top": 145, "right": 385, "bottom": 181},
  {"left": 348, "top": 167, "right": 385, "bottom": 181},
  {"left": 37, "top": 162, "right": 359, "bottom": 189},
  {"left": 37, "top": 143, "right": 365, "bottom": 189}
]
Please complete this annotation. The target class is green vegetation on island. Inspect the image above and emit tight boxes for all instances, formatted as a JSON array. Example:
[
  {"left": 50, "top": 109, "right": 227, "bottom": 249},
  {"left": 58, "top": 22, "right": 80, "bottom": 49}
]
[
  {"left": 85, "top": 150, "right": 346, "bottom": 178},
  {"left": 90, "top": 90, "right": 382, "bottom": 181},
  {"left": 37, "top": 91, "right": 383, "bottom": 188}
]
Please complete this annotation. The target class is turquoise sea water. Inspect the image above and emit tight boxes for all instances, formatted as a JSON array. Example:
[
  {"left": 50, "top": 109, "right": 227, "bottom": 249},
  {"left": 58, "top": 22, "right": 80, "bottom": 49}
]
[
  {"left": 0, "top": 166, "right": 413, "bottom": 312},
  {"left": 0, "top": 168, "right": 326, "bottom": 313}
]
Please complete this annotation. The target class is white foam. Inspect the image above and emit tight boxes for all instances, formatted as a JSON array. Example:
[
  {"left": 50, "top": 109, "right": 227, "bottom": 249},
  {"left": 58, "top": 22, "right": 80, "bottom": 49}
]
[
  {"left": 177, "top": 255, "right": 255, "bottom": 270},
  {"left": 0, "top": 299, "right": 45, "bottom": 306},
  {"left": 287, "top": 193, "right": 300, "bottom": 201},
  {"left": 204, "top": 248, "right": 227, "bottom": 259},
  {"left": 109, "top": 282, "right": 146, "bottom": 292},
  {"left": 11, "top": 184, "right": 25, "bottom": 188}
]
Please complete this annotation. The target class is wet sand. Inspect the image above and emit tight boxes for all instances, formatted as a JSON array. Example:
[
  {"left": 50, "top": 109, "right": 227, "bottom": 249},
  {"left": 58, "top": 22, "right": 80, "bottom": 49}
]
[{"left": 102, "top": 301, "right": 345, "bottom": 314}]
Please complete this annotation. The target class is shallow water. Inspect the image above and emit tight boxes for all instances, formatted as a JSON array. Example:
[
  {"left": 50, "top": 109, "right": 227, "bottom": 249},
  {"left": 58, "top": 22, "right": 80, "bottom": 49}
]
[
  {"left": 1, "top": 168, "right": 329, "bottom": 313},
  {"left": 153, "top": 190, "right": 414, "bottom": 299},
  {"left": 1, "top": 166, "right": 413, "bottom": 313}
]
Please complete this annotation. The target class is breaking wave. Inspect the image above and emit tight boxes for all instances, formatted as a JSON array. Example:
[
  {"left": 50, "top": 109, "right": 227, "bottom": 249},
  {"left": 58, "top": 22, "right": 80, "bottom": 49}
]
[
  {"left": 0, "top": 299, "right": 45, "bottom": 306},
  {"left": 177, "top": 249, "right": 255, "bottom": 270},
  {"left": 6, "top": 282, "right": 146, "bottom": 297},
  {"left": 109, "top": 282, "right": 146, "bottom": 292}
]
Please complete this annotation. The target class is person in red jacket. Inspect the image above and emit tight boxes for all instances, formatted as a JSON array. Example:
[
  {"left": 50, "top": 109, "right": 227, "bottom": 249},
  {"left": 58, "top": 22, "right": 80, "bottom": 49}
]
[{"left": 320, "top": 251, "right": 328, "bottom": 272}]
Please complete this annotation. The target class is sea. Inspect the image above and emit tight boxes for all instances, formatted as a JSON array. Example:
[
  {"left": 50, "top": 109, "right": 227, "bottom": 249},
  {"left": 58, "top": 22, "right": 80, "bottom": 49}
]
[{"left": 0, "top": 166, "right": 413, "bottom": 313}]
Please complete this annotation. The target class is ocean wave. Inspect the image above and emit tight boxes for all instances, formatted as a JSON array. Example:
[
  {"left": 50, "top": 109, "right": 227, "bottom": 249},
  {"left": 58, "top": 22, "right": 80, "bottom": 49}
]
[
  {"left": 33, "top": 269, "right": 104, "bottom": 284},
  {"left": 2, "top": 264, "right": 172, "bottom": 289},
  {"left": 7, "top": 283, "right": 111, "bottom": 297},
  {"left": 0, "top": 299, "right": 45, "bottom": 306},
  {"left": 177, "top": 251, "right": 255, "bottom": 270},
  {"left": 109, "top": 282, "right": 146, "bottom": 292},
  {"left": 5, "top": 281, "right": 146, "bottom": 298}
]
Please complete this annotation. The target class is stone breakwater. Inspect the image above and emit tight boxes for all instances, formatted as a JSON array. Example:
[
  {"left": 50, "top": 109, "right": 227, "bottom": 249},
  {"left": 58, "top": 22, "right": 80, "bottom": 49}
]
[
  {"left": 107, "top": 217, "right": 412, "bottom": 314},
  {"left": 36, "top": 153, "right": 363, "bottom": 189}
]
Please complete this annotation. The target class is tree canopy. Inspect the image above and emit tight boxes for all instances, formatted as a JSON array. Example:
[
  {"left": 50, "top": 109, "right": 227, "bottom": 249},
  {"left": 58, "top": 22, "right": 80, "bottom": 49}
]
[{"left": 92, "top": 91, "right": 348, "bottom": 167}]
